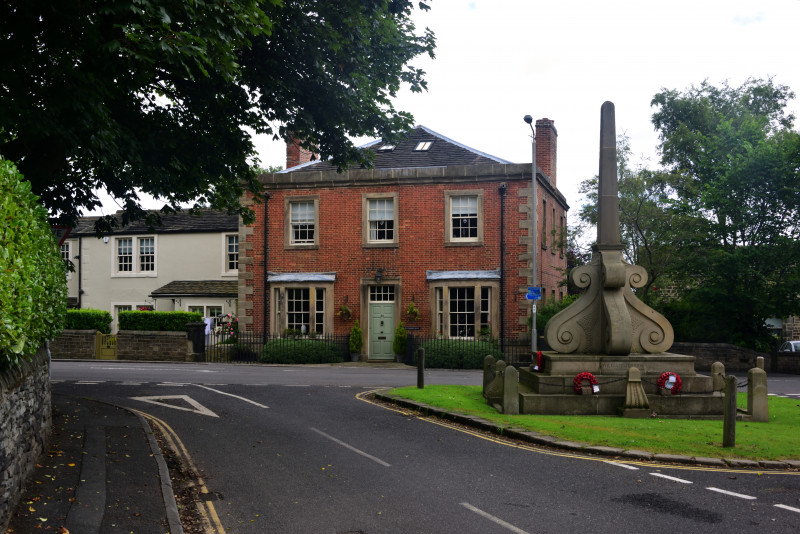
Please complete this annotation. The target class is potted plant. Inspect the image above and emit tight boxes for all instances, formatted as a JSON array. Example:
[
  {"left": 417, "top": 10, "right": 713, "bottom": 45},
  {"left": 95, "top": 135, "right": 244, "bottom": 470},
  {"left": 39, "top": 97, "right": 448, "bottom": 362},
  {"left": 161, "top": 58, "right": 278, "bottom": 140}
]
[
  {"left": 392, "top": 321, "right": 407, "bottom": 363},
  {"left": 405, "top": 301, "right": 419, "bottom": 321},
  {"left": 349, "top": 320, "right": 363, "bottom": 362},
  {"left": 338, "top": 304, "right": 352, "bottom": 321}
]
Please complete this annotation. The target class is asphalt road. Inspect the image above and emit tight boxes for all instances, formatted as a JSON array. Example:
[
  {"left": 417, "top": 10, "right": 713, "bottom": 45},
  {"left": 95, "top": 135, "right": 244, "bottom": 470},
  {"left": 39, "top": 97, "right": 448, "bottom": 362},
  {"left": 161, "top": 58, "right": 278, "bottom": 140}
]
[{"left": 51, "top": 362, "right": 800, "bottom": 533}]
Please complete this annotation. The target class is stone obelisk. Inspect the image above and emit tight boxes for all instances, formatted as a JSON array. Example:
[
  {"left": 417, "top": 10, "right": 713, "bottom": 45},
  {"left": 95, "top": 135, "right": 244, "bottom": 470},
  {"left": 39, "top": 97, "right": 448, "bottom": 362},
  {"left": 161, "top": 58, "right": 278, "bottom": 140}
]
[{"left": 544, "top": 102, "right": 673, "bottom": 355}]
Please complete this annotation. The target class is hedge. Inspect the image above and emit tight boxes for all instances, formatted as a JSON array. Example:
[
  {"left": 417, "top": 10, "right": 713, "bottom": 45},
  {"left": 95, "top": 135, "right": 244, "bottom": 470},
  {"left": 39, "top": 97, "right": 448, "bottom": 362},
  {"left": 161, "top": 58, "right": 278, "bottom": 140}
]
[
  {"left": 419, "top": 339, "right": 504, "bottom": 369},
  {"left": 0, "top": 158, "right": 66, "bottom": 366},
  {"left": 260, "top": 338, "right": 345, "bottom": 364},
  {"left": 64, "top": 309, "right": 113, "bottom": 334},
  {"left": 119, "top": 311, "right": 202, "bottom": 331}
]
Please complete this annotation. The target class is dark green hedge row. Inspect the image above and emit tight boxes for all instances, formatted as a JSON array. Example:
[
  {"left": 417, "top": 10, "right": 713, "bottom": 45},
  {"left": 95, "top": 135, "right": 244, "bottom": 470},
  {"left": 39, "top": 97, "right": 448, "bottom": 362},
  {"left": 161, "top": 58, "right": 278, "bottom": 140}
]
[
  {"left": 260, "top": 339, "right": 345, "bottom": 364},
  {"left": 119, "top": 311, "right": 202, "bottom": 331},
  {"left": 1, "top": 158, "right": 66, "bottom": 366},
  {"left": 64, "top": 309, "right": 113, "bottom": 334},
  {"left": 419, "top": 339, "right": 504, "bottom": 369}
]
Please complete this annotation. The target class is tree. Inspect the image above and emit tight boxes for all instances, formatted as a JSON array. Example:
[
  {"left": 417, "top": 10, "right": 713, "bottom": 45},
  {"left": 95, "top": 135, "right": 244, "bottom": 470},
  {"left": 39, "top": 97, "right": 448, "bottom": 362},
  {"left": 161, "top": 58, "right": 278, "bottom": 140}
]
[
  {"left": 0, "top": 1, "right": 435, "bottom": 233},
  {"left": 651, "top": 79, "right": 800, "bottom": 349},
  {"left": 0, "top": 159, "right": 66, "bottom": 367}
]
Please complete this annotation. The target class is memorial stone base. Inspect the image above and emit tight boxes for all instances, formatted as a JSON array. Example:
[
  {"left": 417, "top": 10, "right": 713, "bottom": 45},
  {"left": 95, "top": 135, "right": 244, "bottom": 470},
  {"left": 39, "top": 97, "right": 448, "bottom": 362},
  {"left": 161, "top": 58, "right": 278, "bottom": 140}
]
[{"left": 515, "top": 352, "right": 724, "bottom": 417}]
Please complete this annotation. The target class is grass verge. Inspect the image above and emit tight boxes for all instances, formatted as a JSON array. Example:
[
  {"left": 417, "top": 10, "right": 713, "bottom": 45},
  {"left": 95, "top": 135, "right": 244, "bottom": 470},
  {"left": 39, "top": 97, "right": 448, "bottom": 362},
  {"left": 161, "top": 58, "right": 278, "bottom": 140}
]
[{"left": 386, "top": 385, "right": 800, "bottom": 461}]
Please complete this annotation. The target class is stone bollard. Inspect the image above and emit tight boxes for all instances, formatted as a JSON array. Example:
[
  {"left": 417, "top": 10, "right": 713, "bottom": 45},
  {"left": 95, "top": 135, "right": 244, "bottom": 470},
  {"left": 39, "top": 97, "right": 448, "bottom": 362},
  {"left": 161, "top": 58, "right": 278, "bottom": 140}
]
[
  {"left": 711, "top": 361, "right": 725, "bottom": 393},
  {"left": 747, "top": 364, "right": 769, "bottom": 422},
  {"left": 722, "top": 375, "right": 737, "bottom": 447},
  {"left": 483, "top": 355, "right": 496, "bottom": 394},
  {"left": 186, "top": 322, "right": 206, "bottom": 362},
  {"left": 417, "top": 348, "right": 425, "bottom": 389},
  {"left": 503, "top": 365, "right": 519, "bottom": 415}
]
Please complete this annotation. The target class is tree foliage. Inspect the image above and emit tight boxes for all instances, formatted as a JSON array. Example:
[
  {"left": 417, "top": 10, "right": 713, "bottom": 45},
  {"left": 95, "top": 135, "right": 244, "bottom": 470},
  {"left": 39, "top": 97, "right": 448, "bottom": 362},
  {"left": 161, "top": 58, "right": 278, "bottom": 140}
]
[
  {"left": 652, "top": 79, "right": 800, "bottom": 348},
  {"left": 0, "top": 159, "right": 67, "bottom": 366},
  {"left": 0, "top": 0, "right": 435, "bottom": 233}
]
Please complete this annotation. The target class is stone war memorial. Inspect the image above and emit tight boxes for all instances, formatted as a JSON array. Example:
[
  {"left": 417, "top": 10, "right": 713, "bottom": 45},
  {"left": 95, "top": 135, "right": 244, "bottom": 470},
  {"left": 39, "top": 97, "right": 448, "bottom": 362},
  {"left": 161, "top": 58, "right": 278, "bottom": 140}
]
[{"left": 484, "top": 101, "right": 768, "bottom": 419}]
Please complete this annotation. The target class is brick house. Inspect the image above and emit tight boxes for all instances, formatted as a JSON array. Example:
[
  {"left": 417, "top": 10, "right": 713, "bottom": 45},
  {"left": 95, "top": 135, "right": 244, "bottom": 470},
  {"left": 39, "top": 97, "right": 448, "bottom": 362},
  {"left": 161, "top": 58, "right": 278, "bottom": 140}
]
[{"left": 238, "top": 122, "right": 569, "bottom": 360}]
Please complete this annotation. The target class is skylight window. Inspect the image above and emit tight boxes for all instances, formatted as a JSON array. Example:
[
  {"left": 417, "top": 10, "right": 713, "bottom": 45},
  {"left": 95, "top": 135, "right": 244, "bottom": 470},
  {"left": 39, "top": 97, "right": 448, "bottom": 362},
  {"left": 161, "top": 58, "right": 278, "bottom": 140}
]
[
  {"left": 414, "top": 140, "right": 434, "bottom": 151},
  {"left": 377, "top": 144, "right": 395, "bottom": 152}
]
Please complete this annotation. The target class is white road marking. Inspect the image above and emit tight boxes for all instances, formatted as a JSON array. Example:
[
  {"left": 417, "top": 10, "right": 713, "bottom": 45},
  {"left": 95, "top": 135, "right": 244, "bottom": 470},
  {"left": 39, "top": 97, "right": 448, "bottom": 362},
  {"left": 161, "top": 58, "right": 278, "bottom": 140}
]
[
  {"left": 76, "top": 381, "right": 103, "bottom": 384},
  {"left": 459, "top": 502, "right": 530, "bottom": 534},
  {"left": 706, "top": 487, "right": 756, "bottom": 500},
  {"left": 650, "top": 473, "right": 692, "bottom": 484},
  {"left": 89, "top": 366, "right": 214, "bottom": 372},
  {"left": 119, "top": 381, "right": 143, "bottom": 386},
  {"left": 193, "top": 384, "right": 269, "bottom": 408},
  {"left": 285, "top": 384, "right": 310, "bottom": 387},
  {"left": 309, "top": 427, "right": 391, "bottom": 467},
  {"left": 604, "top": 461, "right": 639, "bottom": 470},
  {"left": 131, "top": 395, "right": 219, "bottom": 417},
  {"left": 157, "top": 383, "right": 188, "bottom": 386},
  {"left": 774, "top": 504, "right": 800, "bottom": 513}
]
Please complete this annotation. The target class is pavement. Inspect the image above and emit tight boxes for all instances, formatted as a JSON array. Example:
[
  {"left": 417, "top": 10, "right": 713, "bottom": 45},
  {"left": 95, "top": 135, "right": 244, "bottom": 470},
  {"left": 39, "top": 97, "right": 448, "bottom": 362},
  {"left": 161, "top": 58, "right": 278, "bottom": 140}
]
[
  {"left": 6, "top": 375, "right": 800, "bottom": 534},
  {"left": 5, "top": 393, "right": 181, "bottom": 534}
]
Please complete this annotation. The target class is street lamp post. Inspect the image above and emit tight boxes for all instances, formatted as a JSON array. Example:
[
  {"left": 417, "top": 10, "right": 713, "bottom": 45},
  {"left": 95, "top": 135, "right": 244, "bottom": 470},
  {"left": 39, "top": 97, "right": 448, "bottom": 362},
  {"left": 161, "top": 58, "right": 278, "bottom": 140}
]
[{"left": 523, "top": 115, "right": 538, "bottom": 353}]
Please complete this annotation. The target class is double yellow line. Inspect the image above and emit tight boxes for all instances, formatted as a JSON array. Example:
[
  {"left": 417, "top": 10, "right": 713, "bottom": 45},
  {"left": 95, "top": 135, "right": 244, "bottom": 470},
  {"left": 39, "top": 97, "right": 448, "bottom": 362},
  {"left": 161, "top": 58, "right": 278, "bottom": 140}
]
[
  {"left": 357, "top": 390, "right": 800, "bottom": 475},
  {"left": 130, "top": 408, "right": 226, "bottom": 533}
]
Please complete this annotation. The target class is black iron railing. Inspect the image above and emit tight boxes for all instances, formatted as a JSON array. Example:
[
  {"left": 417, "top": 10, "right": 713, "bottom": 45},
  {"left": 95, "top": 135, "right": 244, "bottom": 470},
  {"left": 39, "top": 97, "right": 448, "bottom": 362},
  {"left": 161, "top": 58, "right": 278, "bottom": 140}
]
[{"left": 202, "top": 332, "right": 350, "bottom": 363}]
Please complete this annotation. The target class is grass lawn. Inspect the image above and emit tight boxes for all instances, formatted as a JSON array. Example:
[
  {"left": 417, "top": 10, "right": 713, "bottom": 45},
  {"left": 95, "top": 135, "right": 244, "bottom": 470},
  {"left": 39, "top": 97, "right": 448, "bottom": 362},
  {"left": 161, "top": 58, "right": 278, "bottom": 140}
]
[{"left": 387, "top": 385, "right": 800, "bottom": 461}]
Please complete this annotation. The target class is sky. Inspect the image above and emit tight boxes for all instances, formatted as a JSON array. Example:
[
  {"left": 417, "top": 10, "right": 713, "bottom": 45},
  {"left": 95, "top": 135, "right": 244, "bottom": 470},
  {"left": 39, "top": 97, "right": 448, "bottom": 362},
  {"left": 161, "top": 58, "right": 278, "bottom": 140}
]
[{"left": 89, "top": 0, "right": 800, "bottom": 216}]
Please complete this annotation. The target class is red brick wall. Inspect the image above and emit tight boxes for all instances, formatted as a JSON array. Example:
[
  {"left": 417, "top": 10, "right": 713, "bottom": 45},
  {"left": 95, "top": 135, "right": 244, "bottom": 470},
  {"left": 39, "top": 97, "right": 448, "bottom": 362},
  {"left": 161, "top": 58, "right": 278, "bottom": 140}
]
[
  {"left": 535, "top": 119, "right": 557, "bottom": 187},
  {"left": 286, "top": 137, "right": 315, "bottom": 169},
  {"left": 240, "top": 169, "right": 568, "bottom": 340}
]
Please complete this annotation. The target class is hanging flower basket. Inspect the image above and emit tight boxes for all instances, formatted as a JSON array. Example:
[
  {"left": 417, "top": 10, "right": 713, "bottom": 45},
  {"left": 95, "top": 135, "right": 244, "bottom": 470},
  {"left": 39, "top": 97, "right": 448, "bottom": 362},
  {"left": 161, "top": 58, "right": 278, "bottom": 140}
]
[
  {"left": 573, "top": 372, "right": 598, "bottom": 394},
  {"left": 657, "top": 372, "right": 682, "bottom": 395},
  {"left": 533, "top": 351, "right": 544, "bottom": 371}
]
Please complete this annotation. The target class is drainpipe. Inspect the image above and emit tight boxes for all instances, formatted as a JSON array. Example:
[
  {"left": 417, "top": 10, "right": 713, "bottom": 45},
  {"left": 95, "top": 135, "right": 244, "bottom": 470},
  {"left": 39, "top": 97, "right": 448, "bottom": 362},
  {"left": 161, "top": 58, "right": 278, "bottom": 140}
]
[
  {"left": 77, "top": 236, "right": 83, "bottom": 309},
  {"left": 498, "top": 183, "right": 506, "bottom": 352},
  {"left": 262, "top": 193, "right": 271, "bottom": 341}
]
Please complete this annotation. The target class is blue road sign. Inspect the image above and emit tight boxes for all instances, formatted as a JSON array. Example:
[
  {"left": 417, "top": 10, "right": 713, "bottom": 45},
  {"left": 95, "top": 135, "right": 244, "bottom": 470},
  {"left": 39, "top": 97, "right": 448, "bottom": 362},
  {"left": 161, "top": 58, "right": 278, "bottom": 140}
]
[{"left": 526, "top": 287, "right": 541, "bottom": 300}]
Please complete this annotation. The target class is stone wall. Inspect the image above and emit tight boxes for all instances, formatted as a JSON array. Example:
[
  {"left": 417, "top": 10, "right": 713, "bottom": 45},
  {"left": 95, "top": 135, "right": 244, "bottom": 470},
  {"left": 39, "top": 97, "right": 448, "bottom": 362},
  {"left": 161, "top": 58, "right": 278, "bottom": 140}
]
[
  {"left": 1, "top": 346, "right": 51, "bottom": 531},
  {"left": 117, "top": 331, "right": 189, "bottom": 361},
  {"left": 782, "top": 316, "right": 800, "bottom": 342},
  {"left": 49, "top": 329, "right": 97, "bottom": 359},
  {"left": 670, "top": 342, "right": 769, "bottom": 373}
]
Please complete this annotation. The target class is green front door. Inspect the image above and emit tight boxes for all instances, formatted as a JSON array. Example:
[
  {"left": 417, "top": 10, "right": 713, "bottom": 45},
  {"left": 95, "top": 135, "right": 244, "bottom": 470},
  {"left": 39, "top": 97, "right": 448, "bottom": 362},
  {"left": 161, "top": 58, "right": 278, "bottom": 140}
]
[{"left": 369, "top": 302, "right": 395, "bottom": 360}]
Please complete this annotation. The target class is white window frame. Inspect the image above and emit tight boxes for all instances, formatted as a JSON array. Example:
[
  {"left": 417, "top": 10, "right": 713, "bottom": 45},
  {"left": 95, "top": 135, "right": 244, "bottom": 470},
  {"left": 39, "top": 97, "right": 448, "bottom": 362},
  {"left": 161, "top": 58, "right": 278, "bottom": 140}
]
[
  {"left": 444, "top": 190, "right": 484, "bottom": 246},
  {"left": 362, "top": 192, "right": 399, "bottom": 247},
  {"left": 430, "top": 281, "right": 498, "bottom": 339},
  {"left": 111, "top": 236, "right": 158, "bottom": 277},
  {"left": 284, "top": 196, "right": 319, "bottom": 249},
  {"left": 223, "top": 233, "right": 239, "bottom": 275},
  {"left": 271, "top": 284, "right": 333, "bottom": 335},
  {"left": 61, "top": 241, "right": 71, "bottom": 280}
]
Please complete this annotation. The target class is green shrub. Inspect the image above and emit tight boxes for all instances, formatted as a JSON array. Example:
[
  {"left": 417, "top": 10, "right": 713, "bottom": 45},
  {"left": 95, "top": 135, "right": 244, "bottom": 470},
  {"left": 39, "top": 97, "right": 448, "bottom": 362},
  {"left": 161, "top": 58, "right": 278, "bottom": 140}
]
[
  {"left": 419, "top": 339, "right": 504, "bottom": 369},
  {"left": 119, "top": 311, "right": 202, "bottom": 331},
  {"left": 260, "top": 338, "right": 345, "bottom": 364},
  {"left": 64, "top": 309, "right": 113, "bottom": 334},
  {"left": 392, "top": 322, "right": 407, "bottom": 356},
  {"left": 0, "top": 159, "right": 67, "bottom": 366},
  {"left": 349, "top": 320, "right": 363, "bottom": 353}
]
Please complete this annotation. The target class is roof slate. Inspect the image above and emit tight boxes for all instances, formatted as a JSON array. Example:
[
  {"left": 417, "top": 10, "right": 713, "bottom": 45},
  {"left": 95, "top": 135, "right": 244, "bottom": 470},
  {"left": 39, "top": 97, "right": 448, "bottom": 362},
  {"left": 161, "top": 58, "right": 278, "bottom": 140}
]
[
  {"left": 149, "top": 280, "right": 238, "bottom": 298},
  {"left": 71, "top": 209, "right": 239, "bottom": 236},
  {"left": 282, "top": 125, "right": 511, "bottom": 173}
]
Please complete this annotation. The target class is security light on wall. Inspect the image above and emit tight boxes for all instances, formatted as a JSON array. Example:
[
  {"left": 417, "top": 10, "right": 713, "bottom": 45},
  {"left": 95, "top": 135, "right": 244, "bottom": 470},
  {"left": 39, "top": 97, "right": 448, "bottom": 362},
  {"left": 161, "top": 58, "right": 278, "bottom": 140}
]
[{"left": 375, "top": 268, "right": 384, "bottom": 284}]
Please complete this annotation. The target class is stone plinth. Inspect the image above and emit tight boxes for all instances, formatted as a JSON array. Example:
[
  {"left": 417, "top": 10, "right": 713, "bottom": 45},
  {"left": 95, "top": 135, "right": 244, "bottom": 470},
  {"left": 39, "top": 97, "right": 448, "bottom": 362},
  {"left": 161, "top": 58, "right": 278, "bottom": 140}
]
[{"left": 514, "top": 351, "right": 723, "bottom": 416}]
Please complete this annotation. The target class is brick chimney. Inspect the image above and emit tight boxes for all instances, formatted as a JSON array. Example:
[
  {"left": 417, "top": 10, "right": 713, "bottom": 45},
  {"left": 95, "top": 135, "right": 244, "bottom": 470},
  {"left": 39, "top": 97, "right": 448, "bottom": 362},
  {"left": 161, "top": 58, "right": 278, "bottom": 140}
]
[
  {"left": 535, "top": 118, "right": 557, "bottom": 187},
  {"left": 286, "top": 136, "right": 316, "bottom": 169}
]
